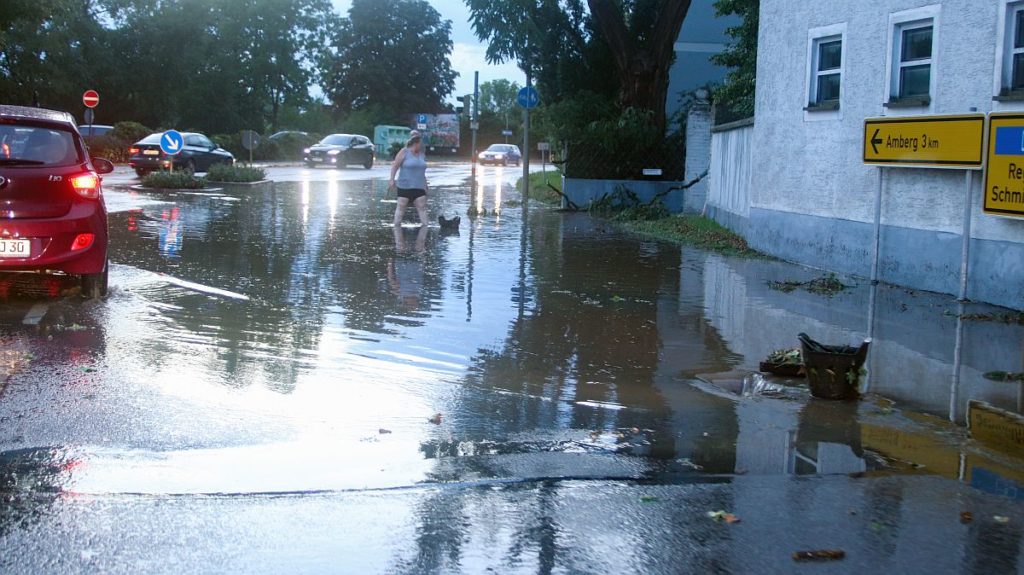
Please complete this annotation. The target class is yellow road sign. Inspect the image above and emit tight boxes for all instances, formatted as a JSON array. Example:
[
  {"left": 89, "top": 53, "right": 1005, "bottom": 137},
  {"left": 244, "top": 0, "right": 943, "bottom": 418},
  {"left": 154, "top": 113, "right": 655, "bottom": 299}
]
[
  {"left": 863, "top": 114, "right": 985, "bottom": 168},
  {"left": 984, "top": 113, "right": 1024, "bottom": 218}
]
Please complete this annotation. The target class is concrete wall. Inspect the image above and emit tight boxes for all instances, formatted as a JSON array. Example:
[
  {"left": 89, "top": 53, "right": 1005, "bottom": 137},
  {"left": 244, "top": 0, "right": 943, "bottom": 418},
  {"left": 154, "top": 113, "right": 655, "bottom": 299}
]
[
  {"left": 743, "top": 0, "right": 1024, "bottom": 310},
  {"left": 707, "top": 119, "right": 754, "bottom": 236}
]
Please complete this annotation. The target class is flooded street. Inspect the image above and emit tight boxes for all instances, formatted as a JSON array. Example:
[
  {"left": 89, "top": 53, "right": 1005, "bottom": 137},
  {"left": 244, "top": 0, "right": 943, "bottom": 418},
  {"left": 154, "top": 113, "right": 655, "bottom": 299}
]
[{"left": 1, "top": 163, "right": 1023, "bottom": 573}]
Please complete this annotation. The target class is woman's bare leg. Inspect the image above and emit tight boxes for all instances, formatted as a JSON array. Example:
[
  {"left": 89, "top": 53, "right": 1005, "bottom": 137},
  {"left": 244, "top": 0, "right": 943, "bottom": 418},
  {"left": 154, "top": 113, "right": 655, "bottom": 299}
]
[
  {"left": 394, "top": 197, "right": 409, "bottom": 226},
  {"left": 414, "top": 195, "right": 428, "bottom": 225}
]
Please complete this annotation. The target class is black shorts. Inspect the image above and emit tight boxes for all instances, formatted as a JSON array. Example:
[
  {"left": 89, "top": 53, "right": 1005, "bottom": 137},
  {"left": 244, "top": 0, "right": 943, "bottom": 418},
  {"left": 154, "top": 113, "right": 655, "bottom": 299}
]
[{"left": 397, "top": 188, "right": 426, "bottom": 201}]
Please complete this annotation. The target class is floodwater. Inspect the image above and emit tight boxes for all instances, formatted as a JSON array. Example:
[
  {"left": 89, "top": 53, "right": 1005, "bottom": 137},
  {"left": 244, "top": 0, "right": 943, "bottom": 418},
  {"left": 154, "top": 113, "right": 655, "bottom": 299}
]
[{"left": 0, "top": 164, "right": 1023, "bottom": 572}]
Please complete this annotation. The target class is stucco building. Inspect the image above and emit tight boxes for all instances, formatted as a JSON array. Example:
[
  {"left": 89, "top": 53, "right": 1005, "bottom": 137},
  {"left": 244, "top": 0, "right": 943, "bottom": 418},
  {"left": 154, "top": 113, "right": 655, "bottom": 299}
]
[{"left": 706, "top": 0, "right": 1024, "bottom": 310}]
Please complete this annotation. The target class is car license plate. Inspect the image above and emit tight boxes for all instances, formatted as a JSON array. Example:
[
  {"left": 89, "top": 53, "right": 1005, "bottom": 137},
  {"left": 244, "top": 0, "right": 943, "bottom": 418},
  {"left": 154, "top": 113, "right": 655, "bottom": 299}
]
[
  {"left": 143, "top": 150, "right": 159, "bottom": 156},
  {"left": 0, "top": 239, "right": 30, "bottom": 258},
  {"left": 311, "top": 157, "right": 323, "bottom": 162}
]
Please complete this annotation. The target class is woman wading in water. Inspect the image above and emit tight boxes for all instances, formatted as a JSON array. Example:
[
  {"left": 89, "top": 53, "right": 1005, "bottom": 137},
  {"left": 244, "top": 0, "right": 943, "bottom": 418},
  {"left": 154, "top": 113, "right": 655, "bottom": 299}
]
[{"left": 388, "top": 135, "right": 428, "bottom": 226}]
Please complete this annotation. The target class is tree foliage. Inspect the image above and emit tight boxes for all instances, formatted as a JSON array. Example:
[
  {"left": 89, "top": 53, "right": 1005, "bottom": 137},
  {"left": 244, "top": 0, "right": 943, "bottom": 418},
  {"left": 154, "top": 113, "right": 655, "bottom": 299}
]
[
  {"left": 1, "top": 0, "right": 337, "bottom": 134},
  {"left": 477, "top": 79, "right": 520, "bottom": 118},
  {"left": 711, "top": 0, "right": 758, "bottom": 119},
  {"left": 320, "top": 0, "right": 457, "bottom": 116},
  {"left": 466, "top": 0, "right": 691, "bottom": 133}
]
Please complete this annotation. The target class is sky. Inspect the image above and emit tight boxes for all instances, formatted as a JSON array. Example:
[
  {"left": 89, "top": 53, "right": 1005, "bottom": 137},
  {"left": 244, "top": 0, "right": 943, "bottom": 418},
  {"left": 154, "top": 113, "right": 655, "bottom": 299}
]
[{"left": 329, "top": 0, "right": 524, "bottom": 103}]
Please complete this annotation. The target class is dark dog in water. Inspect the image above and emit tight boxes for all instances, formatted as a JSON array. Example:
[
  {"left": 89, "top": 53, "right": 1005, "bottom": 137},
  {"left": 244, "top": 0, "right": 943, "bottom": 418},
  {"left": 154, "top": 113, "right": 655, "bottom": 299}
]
[
  {"left": 438, "top": 214, "right": 461, "bottom": 237},
  {"left": 438, "top": 215, "right": 461, "bottom": 229}
]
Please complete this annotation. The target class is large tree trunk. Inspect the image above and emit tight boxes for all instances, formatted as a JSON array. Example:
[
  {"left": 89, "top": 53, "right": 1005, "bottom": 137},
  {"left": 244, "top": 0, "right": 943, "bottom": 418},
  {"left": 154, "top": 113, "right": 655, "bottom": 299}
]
[{"left": 588, "top": 0, "right": 692, "bottom": 133}]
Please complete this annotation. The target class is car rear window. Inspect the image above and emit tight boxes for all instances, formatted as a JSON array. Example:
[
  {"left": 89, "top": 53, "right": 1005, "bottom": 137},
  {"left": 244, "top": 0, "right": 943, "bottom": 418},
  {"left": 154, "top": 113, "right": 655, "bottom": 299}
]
[
  {"left": 140, "top": 133, "right": 163, "bottom": 144},
  {"left": 0, "top": 125, "right": 82, "bottom": 166}
]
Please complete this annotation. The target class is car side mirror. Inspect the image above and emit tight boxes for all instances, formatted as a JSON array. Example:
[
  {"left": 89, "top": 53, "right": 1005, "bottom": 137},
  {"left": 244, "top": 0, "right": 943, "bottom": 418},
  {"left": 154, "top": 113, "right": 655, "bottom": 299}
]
[{"left": 92, "top": 157, "right": 115, "bottom": 174}]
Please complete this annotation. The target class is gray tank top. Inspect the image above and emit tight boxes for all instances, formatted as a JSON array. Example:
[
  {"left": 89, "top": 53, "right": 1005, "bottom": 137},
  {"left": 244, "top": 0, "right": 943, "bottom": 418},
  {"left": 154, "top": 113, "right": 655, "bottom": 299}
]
[{"left": 396, "top": 149, "right": 427, "bottom": 190}]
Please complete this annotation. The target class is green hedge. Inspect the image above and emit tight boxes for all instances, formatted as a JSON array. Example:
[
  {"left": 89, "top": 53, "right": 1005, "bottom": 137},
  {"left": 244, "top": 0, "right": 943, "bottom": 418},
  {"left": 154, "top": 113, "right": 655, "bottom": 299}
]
[
  {"left": 206, "top": 164, "right": 266, "bottom": 182},
  {"left": 211, "top": 131, "right": 321, "bottom": 162},
  {"left": 140, "top": 171, "right": 206, "bottom": 189},
  {"left": 83, "top": 121, "right": 154, "bottom": 164}
]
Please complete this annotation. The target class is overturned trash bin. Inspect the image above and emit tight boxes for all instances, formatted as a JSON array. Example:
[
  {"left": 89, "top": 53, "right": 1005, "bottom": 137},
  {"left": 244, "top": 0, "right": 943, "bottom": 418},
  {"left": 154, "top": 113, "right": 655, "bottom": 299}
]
[{"left": 798, "top": 333, "right": 871, "bottom": 400}]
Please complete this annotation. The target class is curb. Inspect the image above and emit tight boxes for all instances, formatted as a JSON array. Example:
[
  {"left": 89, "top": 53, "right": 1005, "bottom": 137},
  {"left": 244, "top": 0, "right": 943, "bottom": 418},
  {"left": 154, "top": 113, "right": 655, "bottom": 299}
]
[
  {"left": 129, "top": 185, "right": 225, "bottom": 193},
  {"left": 204, "top": 179, "right": 274, "bottom": 188}
]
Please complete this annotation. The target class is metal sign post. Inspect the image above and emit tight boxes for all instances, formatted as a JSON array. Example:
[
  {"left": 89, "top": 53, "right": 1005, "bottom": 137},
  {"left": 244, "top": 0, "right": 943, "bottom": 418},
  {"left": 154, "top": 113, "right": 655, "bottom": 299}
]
[
  {"left": 863, "top": 114, "right": 985, "bottom": 301},
  {"left": 472, "top": 72, "right": 479, "bottom": 183},
  {"left": 82, "top": 90, "right": 99, "bottom": 136},
  {"left": 517, "top": 81, "right": 539, "bottom": 203},
  {"left": 241, "top": 130, "right": 261, "bottom": 166}
]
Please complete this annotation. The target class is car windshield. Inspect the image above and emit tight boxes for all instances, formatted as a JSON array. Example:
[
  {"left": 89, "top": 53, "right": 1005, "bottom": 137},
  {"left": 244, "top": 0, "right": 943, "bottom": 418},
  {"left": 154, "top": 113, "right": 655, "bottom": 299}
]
[
  {"left": 0, "top": 125, "right": 81, "bottom": 166},
  {"left": 321, "top": 135, "right": 352, "bottom": 145},
  {"left": 486, "top": 145, "right": 509, "bottom": 153}
]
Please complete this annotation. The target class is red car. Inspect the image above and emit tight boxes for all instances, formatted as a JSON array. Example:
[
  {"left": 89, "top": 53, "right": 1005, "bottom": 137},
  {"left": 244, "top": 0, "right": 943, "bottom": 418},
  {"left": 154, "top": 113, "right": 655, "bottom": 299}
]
[{"left": 0, "top": 105, "right": 115, "bottom": 298}]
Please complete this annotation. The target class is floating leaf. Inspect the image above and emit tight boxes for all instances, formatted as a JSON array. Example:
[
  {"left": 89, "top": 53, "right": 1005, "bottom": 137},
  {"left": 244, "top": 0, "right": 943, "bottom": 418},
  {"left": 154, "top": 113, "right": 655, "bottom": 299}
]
[{"left": 707, "top": 510, "right": 740, "bottom": 524}]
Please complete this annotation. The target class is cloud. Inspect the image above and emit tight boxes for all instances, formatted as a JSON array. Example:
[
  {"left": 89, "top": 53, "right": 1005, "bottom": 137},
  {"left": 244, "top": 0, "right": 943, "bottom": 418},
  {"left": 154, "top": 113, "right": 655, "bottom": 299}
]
[{"left": 449, "top": 43, "right": 523, "bottom": 100}]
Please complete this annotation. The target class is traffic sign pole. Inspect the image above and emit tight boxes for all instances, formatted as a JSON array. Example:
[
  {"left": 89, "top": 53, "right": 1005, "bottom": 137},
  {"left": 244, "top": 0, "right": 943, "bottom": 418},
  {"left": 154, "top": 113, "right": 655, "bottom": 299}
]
[{"left": 522, "top": 73, "right": 531, "bottom": 207}]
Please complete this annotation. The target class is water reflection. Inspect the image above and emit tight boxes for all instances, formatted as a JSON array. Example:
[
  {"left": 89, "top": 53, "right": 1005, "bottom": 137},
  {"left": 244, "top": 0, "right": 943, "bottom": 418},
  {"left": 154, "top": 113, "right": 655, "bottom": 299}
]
[
  {"left": 389, "top": 225, "right": 428, "bottom": 310},
  {"left": 0, "top": 167, "right": 1023, "bottom": 570}
]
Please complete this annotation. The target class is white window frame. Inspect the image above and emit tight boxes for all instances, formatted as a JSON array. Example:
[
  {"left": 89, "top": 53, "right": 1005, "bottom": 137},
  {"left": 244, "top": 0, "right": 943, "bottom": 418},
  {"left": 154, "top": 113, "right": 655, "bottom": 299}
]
[
  {"left": 883, "top": 5, "right": 940, "bottom": 114},
  {"left": 995, "top": 0, "right": 1024, "bottom": 105},
  {"left": 804, "top": 22, "right": 846, "bottom": 122}
]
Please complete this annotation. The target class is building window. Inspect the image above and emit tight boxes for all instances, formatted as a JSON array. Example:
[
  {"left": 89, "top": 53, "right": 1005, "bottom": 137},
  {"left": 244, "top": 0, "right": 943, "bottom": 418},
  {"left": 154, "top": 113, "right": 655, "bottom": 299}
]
[
  {"left": 811, "top": 37, "right": 842, "bottom": 105},
  {"left": 893, "top": 21, "right": 933, "bottom": 100},
  {"left": 1005, "top": 3, "right": 1024, "bottom": 93}
]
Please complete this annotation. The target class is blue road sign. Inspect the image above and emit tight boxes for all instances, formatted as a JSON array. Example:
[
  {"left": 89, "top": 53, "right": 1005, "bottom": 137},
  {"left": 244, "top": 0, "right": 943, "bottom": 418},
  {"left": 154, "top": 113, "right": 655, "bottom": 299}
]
[
  {"left": 995, "top": 126, "right": 1024, "bottom": 156},
  {"left": 417, "top": 114, "right": 428, "bottom": 124},
  {"left": 160, "top": 130, "right": 184, "bottom": 155},
  {"left": 517, "top": 86, "right": 540, "bottom": 109}
]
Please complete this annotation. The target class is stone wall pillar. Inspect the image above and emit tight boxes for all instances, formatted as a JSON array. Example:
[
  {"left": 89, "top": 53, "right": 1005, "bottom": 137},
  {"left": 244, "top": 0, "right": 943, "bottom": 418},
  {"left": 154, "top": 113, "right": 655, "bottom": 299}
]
[{"left": 684, "top": 92, "right": 714, "bottom": 213}]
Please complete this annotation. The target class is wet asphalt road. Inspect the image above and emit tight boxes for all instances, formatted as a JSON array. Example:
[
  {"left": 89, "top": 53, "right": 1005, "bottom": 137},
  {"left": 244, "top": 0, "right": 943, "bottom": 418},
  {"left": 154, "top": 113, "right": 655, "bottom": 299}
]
[{"left": 0, "top": 162, "right": 1023, "bottom": 573}]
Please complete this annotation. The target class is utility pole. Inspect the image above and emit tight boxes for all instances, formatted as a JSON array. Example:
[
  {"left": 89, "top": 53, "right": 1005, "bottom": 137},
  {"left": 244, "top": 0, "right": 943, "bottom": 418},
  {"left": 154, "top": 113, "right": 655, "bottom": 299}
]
[{"left": 522, "top": 69, "right": 531, "bottom": 206}]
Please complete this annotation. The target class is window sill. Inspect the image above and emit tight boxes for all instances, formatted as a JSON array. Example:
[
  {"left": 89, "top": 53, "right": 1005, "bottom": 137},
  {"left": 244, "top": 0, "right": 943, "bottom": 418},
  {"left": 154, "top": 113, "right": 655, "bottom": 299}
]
[
  {"left": 994, "top": 91, "right": 1024, "bottom": 102},
  {"left": 804, "top": 102, "right": 840, "bottom": 112},
  {"left": 884, "top": 97, "right": 931, "bottom": 108}
]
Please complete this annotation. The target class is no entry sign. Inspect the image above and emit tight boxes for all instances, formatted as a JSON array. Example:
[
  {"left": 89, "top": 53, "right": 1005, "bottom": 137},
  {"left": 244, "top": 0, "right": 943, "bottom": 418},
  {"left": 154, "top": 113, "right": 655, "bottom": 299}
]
[{"left": 82, "top": 90, "right": 100, "bottom": 108}]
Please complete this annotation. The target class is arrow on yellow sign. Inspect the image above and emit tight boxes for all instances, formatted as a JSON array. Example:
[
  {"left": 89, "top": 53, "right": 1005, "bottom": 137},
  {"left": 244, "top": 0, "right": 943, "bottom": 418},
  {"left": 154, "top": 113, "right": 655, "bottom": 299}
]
[{"left": 863, "top": 115, "right": 984, "bottom": 169}]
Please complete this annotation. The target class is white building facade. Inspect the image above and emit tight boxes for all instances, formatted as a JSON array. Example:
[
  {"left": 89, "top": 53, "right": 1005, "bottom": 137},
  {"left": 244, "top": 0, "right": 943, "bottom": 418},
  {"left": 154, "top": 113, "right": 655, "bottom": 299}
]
[{"left": 707, "top": 0, "right": 1024, "bottom": 310}]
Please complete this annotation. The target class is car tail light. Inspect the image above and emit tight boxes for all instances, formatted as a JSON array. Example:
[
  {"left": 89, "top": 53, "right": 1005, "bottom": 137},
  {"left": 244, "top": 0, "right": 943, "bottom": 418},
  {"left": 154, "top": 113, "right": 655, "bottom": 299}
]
[
  {"left": 70, "top": 173, "right": 101, "bottom": 199},
  {"left": 129, "top": 147, "right": 140, "bottom": 155},
  {"left": 70, "top": 233, "right": 95, "bottom": 251}
]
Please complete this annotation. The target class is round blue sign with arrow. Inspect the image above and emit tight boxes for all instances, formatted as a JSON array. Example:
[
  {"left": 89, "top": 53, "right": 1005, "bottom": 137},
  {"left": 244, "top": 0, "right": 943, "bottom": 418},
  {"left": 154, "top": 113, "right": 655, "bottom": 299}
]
[
  {"left": 160, "top": 130, "right": 184, "bottom": 155},
  {"left": 517, "top": 86, "right": 540, "bottom": 109}
]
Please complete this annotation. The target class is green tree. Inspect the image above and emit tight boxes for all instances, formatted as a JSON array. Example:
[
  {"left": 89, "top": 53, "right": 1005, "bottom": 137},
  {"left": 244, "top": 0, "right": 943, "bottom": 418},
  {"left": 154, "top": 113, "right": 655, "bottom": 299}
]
[
  {"left": 0, "top": 0, "right": 111, "bottom": 112},
  {"left": 477, "top": 79, "right": 520, "bottom": 118},
  {"left": 320, "top": 0, "right": 457, "bottom": 116},
  {"left": 466, "top": 0, "right": 692, "bottom": 133},
  {"left": 711, "top": 0, "right": 758, "bottom": 118}
]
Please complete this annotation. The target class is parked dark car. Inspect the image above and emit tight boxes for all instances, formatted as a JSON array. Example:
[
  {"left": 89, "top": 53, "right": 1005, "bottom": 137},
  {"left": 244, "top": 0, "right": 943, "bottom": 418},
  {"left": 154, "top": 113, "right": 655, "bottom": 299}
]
[
  {"left": 0, "top": 105, "right": 115, "bottom": 298},
  {"left": 128, "top": 132, "right": 234, "bottom": 177},
  {"left": 304, "top": 134, "right": 374, "bottom": 169},
  {"left": 478, "top": 144, "right": 522, "bottom": 166},
  {"left": 78, "top": 124, "right": 114, "bottom": 137}
]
